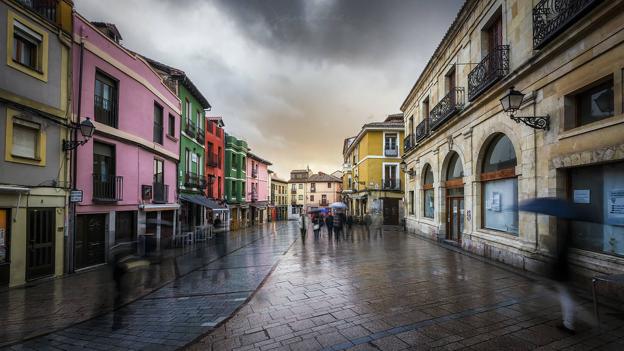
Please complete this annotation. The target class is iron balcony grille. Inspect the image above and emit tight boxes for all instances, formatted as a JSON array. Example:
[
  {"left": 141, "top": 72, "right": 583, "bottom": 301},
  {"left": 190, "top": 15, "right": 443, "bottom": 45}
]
[
  {"left": 93, "top": 174, "right": 123, "bottom": 202},
  {"left": 291, "top": 190, "right": 297, "bottom": 194},
  {"left": 17, "top": 0, "right": 58, "bottom": 23},
  {"left": 430, "top": 87, "right": 465, "bottom": 131},
  {"left": 384, "top": 147, "right": 399, "bottom": 157},
  {"left": 252, "top": 168, "right": 258, "bottom": 178},
  {"left": 467, "top": 45, "right": 510, "bottom": 102},
  {"left": 415, "top": 119, "right": 429, "bottom": 143},
  {"left": 184, "top": 172, "right": 199, "bottom": 188},
  {"left": 251, "top": 192, "right": 258, "bottom": 202},
  {"left": 94, "top": 95, "right": 118, "bottom": 128},
  {"left": 404, "top": 134, "right": 415, "bottom": 153},
  {"left": 153, "top": 182, "right": 168, "bottom": 204},
  {"left": 197, "top": 128, "right": 205, "bottom": 144},
  {"left": 382, "top": 179, "right": 400, "bottom": 190},
  {"left": 185, "top": 120, "right": 196, "bottom": 137},
  {"left": 533, "top": 0, "right": 603, "bottom": 49}
]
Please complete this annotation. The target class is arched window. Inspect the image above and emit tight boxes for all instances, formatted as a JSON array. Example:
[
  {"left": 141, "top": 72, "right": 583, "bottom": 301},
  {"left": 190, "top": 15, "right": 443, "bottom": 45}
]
[
  {"left": 423, "top": 164, "right": 434, "bottom": 218},
  {"left": 446, "top": 153, "right": 464, "bottom": 180},
  {"left": 481, "top": 134, "right": 518, "bottom": 235}
]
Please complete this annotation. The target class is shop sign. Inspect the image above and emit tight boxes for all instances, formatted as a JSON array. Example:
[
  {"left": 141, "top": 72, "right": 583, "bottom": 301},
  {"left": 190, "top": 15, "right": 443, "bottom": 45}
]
[
  {"left": 573, "top": 189, "right": 590, "bottom": 204},
  {"left": 69, "top": 190, "right": 83, "bottom": 203}
]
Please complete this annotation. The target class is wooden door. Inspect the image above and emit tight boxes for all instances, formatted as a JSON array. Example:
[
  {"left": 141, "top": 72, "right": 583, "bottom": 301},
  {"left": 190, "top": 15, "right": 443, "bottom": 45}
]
[
  {"left": 75, "top": 214, "right": 106, "bottom": 269},
  {"left": 27, "top": 208, "right": 55, "bottom": 280},
  {"left": 382, "top": 198, "right": 399, "bottom": 225}
]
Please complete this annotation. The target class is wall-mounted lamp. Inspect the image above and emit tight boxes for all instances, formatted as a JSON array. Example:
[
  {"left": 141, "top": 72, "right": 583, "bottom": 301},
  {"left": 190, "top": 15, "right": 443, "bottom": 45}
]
[
  {"left": 400, "top": 160, "right": 415, "bottom": 176},
  {"left": 500, "top": 87, "right": 550, "bottom": 130},
  {"left": 63, "top": 117, "right": 95, "bottom": 151}
]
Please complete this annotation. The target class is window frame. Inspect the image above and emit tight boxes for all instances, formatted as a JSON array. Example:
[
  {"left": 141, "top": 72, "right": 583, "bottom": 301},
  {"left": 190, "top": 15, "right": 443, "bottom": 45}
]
[
  {"left": 167, "top": 113, "right": 176, "bottom": 138},
  {"left": 5, "top": 110, "right": 46, "bottom": 166},
  {"left": 564, "top": 76, "right": 615, "bottom": 130},
  {"left": 153, "top": 102, "right": 164, "bottom": 144},
  {"left": 423, "top": 164, "right": 434, "bottom": 219},
  {"left": 7, "top": 12, "right": 49, "bottom": 81}
]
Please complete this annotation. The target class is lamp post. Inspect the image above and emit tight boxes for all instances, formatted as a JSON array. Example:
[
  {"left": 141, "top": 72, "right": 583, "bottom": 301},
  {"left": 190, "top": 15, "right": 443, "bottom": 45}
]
[
  {"left": 500, "top": 87, "right": 550, "bottom": 130},
  {"left": 62, "top": 117, "right": 95, "bottom": 151}
]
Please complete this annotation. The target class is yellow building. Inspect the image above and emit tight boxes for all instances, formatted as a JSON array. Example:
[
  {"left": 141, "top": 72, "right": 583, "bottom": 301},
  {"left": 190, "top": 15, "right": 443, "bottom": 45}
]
[
  {"left": 342, "top": 114, "right": 404, "bottom": 225},
  {"left": 288, "top": 168, "right": 311, "bottom": 219}
]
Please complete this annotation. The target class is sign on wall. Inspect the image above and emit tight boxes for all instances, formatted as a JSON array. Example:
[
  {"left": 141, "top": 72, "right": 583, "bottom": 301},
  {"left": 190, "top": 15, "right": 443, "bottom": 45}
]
[
  {"left": 69, "top": 190, "right": 83, "bottom": 203},
  {"left": 573, "top": 189, "right": 590, "bottom": 204}
]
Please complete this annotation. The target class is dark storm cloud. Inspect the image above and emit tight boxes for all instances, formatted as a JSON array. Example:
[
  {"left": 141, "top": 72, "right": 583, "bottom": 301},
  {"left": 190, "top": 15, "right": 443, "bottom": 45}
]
[{"left": 211, "top": 0, "right": 463, "bottom": 66}]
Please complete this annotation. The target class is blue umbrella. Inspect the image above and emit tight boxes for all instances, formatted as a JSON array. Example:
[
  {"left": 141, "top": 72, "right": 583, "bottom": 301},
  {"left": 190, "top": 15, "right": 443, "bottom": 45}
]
[
  {"left": 329, "top": 202, "right": 347, "bottom": 209},
  {"left": 518, "top": 197, "right": 583, "bottom": 220}
]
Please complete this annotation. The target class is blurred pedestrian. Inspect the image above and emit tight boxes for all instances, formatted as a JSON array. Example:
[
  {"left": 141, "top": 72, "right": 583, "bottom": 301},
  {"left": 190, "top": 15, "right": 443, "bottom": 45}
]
[
  {"left": 326, "top": 212, "right": 334, "bottom": 236},
  {"left": 333, "top": 210, "right": 344, "bottom": 237},
  {"left": 312, "top": 214, "right": 322, "bottom": 237}
]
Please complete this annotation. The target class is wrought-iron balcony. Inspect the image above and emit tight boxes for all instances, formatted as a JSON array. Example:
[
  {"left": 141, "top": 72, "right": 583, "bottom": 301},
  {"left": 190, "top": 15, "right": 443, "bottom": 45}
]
[
  {"left": 207, "top": 153, "right": 218, "bottom": 168},
  {"left": 153, "top": 182, "right": 168, "bottom": 204},
  {"left": 93, "top": 174, "right": 123, "bottom": 202},
  {"left": 196, "top": 128, "right": 205, "bottom": 144},
  {"left": 184, "top": 120, "right": 196, "bottom": 138},
  {"left": 384, "top": 147, "right": 399, "bottom": 157},
  {"left": 184, "top": 172, "right": 199, "bottom": 188},
  {"left": 533, "top": 0, "right": 603, "bottom": 49},
  {"left": 467, "top": 45, "right": 510, "bottom": 101},
  {"left": 251, "top": 168, "right": 258, "bottom": 178},
  {"left": 310, "top": 186, "right": 316, "bottom": 193},
  {"left": 430, "top": 88, "right": 465, "bottom": 131},
  {"left": 415, "top": 119, "right": 429, "bottom": 143},
  {"left": 320, "top": 200, "right": 329, "bottom": 207},
  {"left": 17, "top": 0, "right": 58, "bottom": 23},
  {"left": 94, "top": 95, "right": 118, "bottom": 128},
  {"left": 382, "top": 178, "right": 400, "bottom": 191},
  {"left": 291, "top": 189, "right": 297, "bottom": 194},
  {"left": 404, "top": 134, "right": 415, "bottom": 153},
  {"left": 251, "top": 191, "right": 258, "bottom": 202}
]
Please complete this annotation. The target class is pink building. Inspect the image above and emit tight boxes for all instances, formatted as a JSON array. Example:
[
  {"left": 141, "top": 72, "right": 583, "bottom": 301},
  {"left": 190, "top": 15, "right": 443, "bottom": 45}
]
[
  {"left": 72, "top": 15, "right": 180, "bottom": 270},
  {"left": 246, "top": 152, "right": 272, "bottom": 224}
]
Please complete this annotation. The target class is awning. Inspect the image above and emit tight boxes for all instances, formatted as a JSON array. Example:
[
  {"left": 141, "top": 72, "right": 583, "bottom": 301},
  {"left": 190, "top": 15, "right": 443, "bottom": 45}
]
[
  {"left": 139, "top": 203, "right": 180, "bottom": 212},
  {"left": 349, "top": 193, "right": 368, "bottom": 200},
  {"left": 180, "top": 194, "right": 228, "bottom": 210},
  {"left": 250, "top": 201, "right": 269, "bottom": 210}
]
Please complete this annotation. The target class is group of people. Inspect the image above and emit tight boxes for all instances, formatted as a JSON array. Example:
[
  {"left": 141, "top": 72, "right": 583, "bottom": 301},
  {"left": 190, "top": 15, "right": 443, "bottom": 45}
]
[{"left": 310, "top": 210, "right": 351, "bottom": 237}]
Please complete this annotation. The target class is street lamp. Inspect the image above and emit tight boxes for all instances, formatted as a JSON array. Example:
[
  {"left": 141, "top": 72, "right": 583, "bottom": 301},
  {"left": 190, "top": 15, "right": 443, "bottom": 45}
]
[
  {"left": 63, "top": 117, "right": 95, "bottom": 151},
  {"left": 499, "top": 87, "right": 550, "bottom": 130},
  {"left": 400, "top": 160, "right": 414, "bottom": 176}
]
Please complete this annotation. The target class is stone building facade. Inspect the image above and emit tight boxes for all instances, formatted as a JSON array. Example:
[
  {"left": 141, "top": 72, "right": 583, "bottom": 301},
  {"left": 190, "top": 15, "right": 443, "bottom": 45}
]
[{"left": 401, "top": 0, "right": 624, "bottom": 283}]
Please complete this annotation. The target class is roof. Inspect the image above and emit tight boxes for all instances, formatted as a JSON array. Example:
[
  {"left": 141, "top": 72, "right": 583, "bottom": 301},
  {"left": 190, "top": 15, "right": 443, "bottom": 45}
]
[
  {"left": 207, "top": 116, "right": 225, "bottom": 127},
  {"left": 90, "top": 22, "right": 123, "bottom": 42},
  {"left": 307, "top": 172, "right": 342, "bottom": 183},
  {"left": 142, "top": 56, "right": 212, "bottom": 109},
  {"left": 400, "top": 0, "right": 473, "bottom": 111},
  {"left": 247, "top": 152, "right": 272, "bottom": 166},
  {"left": 271, "top": 174, "right": 288, "bottom": 183},
  {"left": 344, "top": 114, "right": 405, "bottom": 157}
]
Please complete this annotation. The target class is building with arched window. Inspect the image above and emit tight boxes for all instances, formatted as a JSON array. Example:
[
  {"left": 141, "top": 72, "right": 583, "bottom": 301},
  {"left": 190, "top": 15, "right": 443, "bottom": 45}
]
[{"left": 401, "top": 0, "right": 624, "bottom": 283}]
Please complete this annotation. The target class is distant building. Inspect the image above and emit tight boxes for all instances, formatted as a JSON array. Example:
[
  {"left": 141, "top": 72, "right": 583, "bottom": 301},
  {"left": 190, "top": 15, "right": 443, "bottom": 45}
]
[
  {"left": 342, "top": 114, "right": 404, "bottom": 225},
  {"left": 246, "top": 152, "right": 272, "bottom": 225},
  {"left": 271, "top": 174, "right": 288, "bottom": 221},
  {"left": 288, "top": 168, "right": 311, "bottom": 219},
  {"left": 305, "top": 172, "right": 343, "bottom": 213},
  {"left": 224, "top": 134, "right": 248, "bottom": 230},
  {"left": 204, "top": 117, "right": 227, "bottom": 225}
]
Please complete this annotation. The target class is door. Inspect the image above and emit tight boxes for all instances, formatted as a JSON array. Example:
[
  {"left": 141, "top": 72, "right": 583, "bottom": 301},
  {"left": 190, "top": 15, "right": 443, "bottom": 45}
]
[
  {"left": 27, "top": 208, "right": 55, "bottom": 280},
  {"left": 446, "top": 197, "right": 464, "bottom": 242},
  {"left": 382, "top": 198, "right": 399, "bottom": 225},
  {"left": 75, "top": 214, "right": 106, "bottom": 269},
  {"left": 0, "top": 209, "right": 10, "bottom": 286}
]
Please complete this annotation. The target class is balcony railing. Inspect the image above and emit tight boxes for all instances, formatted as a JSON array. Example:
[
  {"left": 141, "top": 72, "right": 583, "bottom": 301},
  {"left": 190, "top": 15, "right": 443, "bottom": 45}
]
[
  {"left": 382, "top": 179, "right": 400, "bottom": 191},
  {"left": 17, "top": 0, "right": 58, "bottom": 23},
  {"left": 291, "top": 189, "right": 297, "bottom": 194},
  {"left": 320, "top": 200, "right": 329, "bottom": 207},
  {"left": 207, "top": 153, "right": 218, "bottom": 167},
  {"left": 430, "top": 87, "right": 465, "bottom": 131},
  {"left": 533, "top": 0, "right": 603, "bottom": 49},
  {"left": 404, "top": 134, "right": 415, "bottom": 153},
  {"left": 153, "top": 182, "right": 168, "bottom": 204},
  {"left": 199, "top": 176, "right": 208, "bottom": 190},
  {"left": 415, "top": 119, "right": 429, "bottom": 143},
  {"left": 251, "top": 168, "right": 258, "bottom": 178},
  {"left": 184, "top": 120, "right": 196, "bottom": 138},
  {"left": 197, "top": 128, "right": 205, "bottom": 144},
  {"left": 384, "top": 148, "right": 399, "bottom": 157},
  {"left": 467, "top": 45, "right": 510, "bottom": 101},
  {"left": 251, "top": 192, "right": 258, "bottom": 202},
  {"left": 184, "top": 172, "right": 199, "bottom": 188},
  {"left": 94, "top": 95, "right": 118, "bottom": 128},
  {"left": 93, "top": 174, "right": 123, "bottom": 202}
]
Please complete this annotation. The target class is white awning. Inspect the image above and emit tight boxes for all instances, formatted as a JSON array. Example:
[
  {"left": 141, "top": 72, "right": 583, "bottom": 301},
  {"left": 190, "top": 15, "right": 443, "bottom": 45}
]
[{"left": 139, "top": 203, "right": 180, "bottom": 212}]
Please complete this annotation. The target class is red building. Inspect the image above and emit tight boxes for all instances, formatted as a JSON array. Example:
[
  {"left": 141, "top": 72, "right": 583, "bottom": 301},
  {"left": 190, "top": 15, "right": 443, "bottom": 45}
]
[{"left": 204, "top": 116, "right": 227, "bottom": 223}]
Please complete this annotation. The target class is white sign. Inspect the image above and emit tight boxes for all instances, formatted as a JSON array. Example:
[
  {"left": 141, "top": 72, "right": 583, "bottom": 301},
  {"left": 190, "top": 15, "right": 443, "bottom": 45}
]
[
  {"left": 491, "top": 192, "right": 501, "bottom": 212},
  {"left": 608, "top": 189, "right": 624, "bottom": 224},
  {"left": 69, "top": 190, "right": 83, "bottom": 203},
  {"left": 573, "top": 189, "right": 590, "bottom": 204}
]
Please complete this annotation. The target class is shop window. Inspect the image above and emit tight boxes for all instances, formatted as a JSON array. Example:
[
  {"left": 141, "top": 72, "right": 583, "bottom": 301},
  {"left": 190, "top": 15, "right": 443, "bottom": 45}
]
[
  {"left": 115, "top": 211, "right": 136, "bottom": 245},
  {"left": 564, "top": 77, "right": 614, "bottom": 130},
  {"left": 5, "top": 111, "right": 46, "bottom": 166},
  {"left": 569, "top": 162, "right": 624, "bottom": 257},
  {"left": 481, "top": 134, "right": 518, "bottom": 235},
  {"left": 423, "top": 164, "right": 434, "bottom": 218},
  {"left": 7, "top": 13, "right": 48, "bottom": 81}
]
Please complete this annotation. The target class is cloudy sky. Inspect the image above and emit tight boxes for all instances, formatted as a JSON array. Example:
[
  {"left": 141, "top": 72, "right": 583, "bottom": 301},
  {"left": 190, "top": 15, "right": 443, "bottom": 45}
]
[{"left": 76, "top": 0, "right": 463, "bottom": 178}]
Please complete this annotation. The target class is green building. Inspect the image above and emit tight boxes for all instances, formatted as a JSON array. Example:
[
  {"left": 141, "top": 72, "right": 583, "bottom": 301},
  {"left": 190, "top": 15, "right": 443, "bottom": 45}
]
[
  {"left": 225, "top": 133, "right": 248, "bottom": 230},
  {"left": 145, "top": 58, "right": 211, "bottom": 232}
]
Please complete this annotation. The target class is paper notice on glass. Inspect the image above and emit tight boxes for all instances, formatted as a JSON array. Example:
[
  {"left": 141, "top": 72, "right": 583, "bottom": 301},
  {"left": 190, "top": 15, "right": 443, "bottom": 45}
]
[
  {"left": 0, "top": 228, "right": 4, "bottom": 247},
  {"left": 608, "top": 189, "right": 624, "bottom": 225},
  {"left": 492, "top": 192, "right": 501, "bottom": 212},
  {"left": 573, "top": 189, "right": 590, "bottom": 204}
]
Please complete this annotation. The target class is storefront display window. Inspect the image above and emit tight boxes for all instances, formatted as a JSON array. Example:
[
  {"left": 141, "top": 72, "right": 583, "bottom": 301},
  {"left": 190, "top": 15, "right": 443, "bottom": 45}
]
[
  {"left": 423, "top": 164, "right": 434, "bottom": 218},
  {"left": 569, "top": 162, "right": 624, "bottom": 257}
]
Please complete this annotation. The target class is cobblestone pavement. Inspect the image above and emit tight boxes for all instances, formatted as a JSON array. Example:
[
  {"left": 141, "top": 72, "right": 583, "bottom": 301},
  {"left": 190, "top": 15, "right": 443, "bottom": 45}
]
[
  {"left": 1, "top": 222, "right": 298, "bottom": 350},
  {"left": 189, "top": 225, "right": 624, "bottom": 351}
]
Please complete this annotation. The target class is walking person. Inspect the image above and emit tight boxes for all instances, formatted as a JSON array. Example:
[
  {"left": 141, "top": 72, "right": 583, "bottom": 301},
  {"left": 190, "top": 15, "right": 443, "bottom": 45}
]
[
  {"left": 333, "top": 210, "right": 344, "bottom": 238},
  {"left": 312, "top": 214, "right": 322, "bottom": 237},
  {"left": 326, "top": 212, "right": 334, "bottom": 237}
]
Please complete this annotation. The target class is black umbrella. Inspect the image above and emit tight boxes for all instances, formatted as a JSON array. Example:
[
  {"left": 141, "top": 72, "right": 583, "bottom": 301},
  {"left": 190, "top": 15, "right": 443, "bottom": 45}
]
[{"left": 518, "top": 197, "right": 583, "bottom": 220}]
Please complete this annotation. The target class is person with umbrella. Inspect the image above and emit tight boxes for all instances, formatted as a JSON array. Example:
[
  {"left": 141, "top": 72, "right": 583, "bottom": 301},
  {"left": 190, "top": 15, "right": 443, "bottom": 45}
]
[{"left": 325, "top": 211, "right": 334, "bottom": 237}]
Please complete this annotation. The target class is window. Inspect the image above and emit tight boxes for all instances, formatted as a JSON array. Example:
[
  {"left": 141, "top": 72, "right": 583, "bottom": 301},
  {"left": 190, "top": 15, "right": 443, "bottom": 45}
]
[
  {"left": 322, "top": 195, "right": 327, "bottom": 203},
  {"left": 167, "top": 114, "right": 175, "bottom": 137},
  {"left": 292, "top": 184, "right": 296, "bottom": 192},
  {"left": 216, "top": 126, "right": 221, "bottom": 138},
  {"left": 93, "top": 142, "right": 116, "bottom": 200},
  {"left": 218, "top": 147, "right": 222, "bottom": 169},
  {"left": 310, "top": 195, "right": 315, "bottom": 202},
  {"left": 153, "top": 103, "right": 163, "bottom": 144},
  {"left": 565, "top": 77, "right": 614, "bottom": 129},
  {"left": 384, "top": 164, "right": 398, "bottom": 190},
  {"left": 568, "top": 162, "right": 624, "bottom": 257},
  {"left": 310, "top": 182, "right": 316, "bottom": 192},
  {"left": 328, "top": 182, "right": 332, "bottom": 188},
  {"left": 11, "top": 117, "right": 41, "bottom": 160},
  {"left": 481, "top": 134, "right": 518, "bottom": 235},
  {"left": 94, "top": 72, "right": 118, "bottom": 127},
  {"left": 447, "top": 153, "right": 464, "bottom": 180},
  {"left": 423, "top": 164, "right": 434, "bottom": 219},
  {"left": 8, "top": 14, "right": 48, "bottom": 81},
  {"left": 422, "top": 97, "right": 430, "bottom": 129},
  {"left": 409, "top": 191, "right": 415, "bottom": 215},
  {"left": 385, "top": 134, "right": 398, "bottom": 156},
  {"left": 115, "top": 211, "right": 137, "bottom": 244},
  {"left": 298, "top": 195, "right": 303, "bottom": 200},
  {"left": 207, "top": 120, "right": 213, "bottom": 134},
  {"left": 185, "top": 148, "right": 190, "bottom": 174},
  {"left": 185, "top": 99, "right": 191, "bottom": 122},
  {"left": 298, "top": 184, "right": 303, "bottom": 189},
  {"left": 196, "top": 110, "right": 203, "bottom": 131},
  {"left": 218, "top": 176, "right": 222, "bottom": 198},
  {"left": 292, "top": 195, "right": 296, "bottom": 202},
  {"left": 154, "top": 159, "right": 164, "bottom": 184}
]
